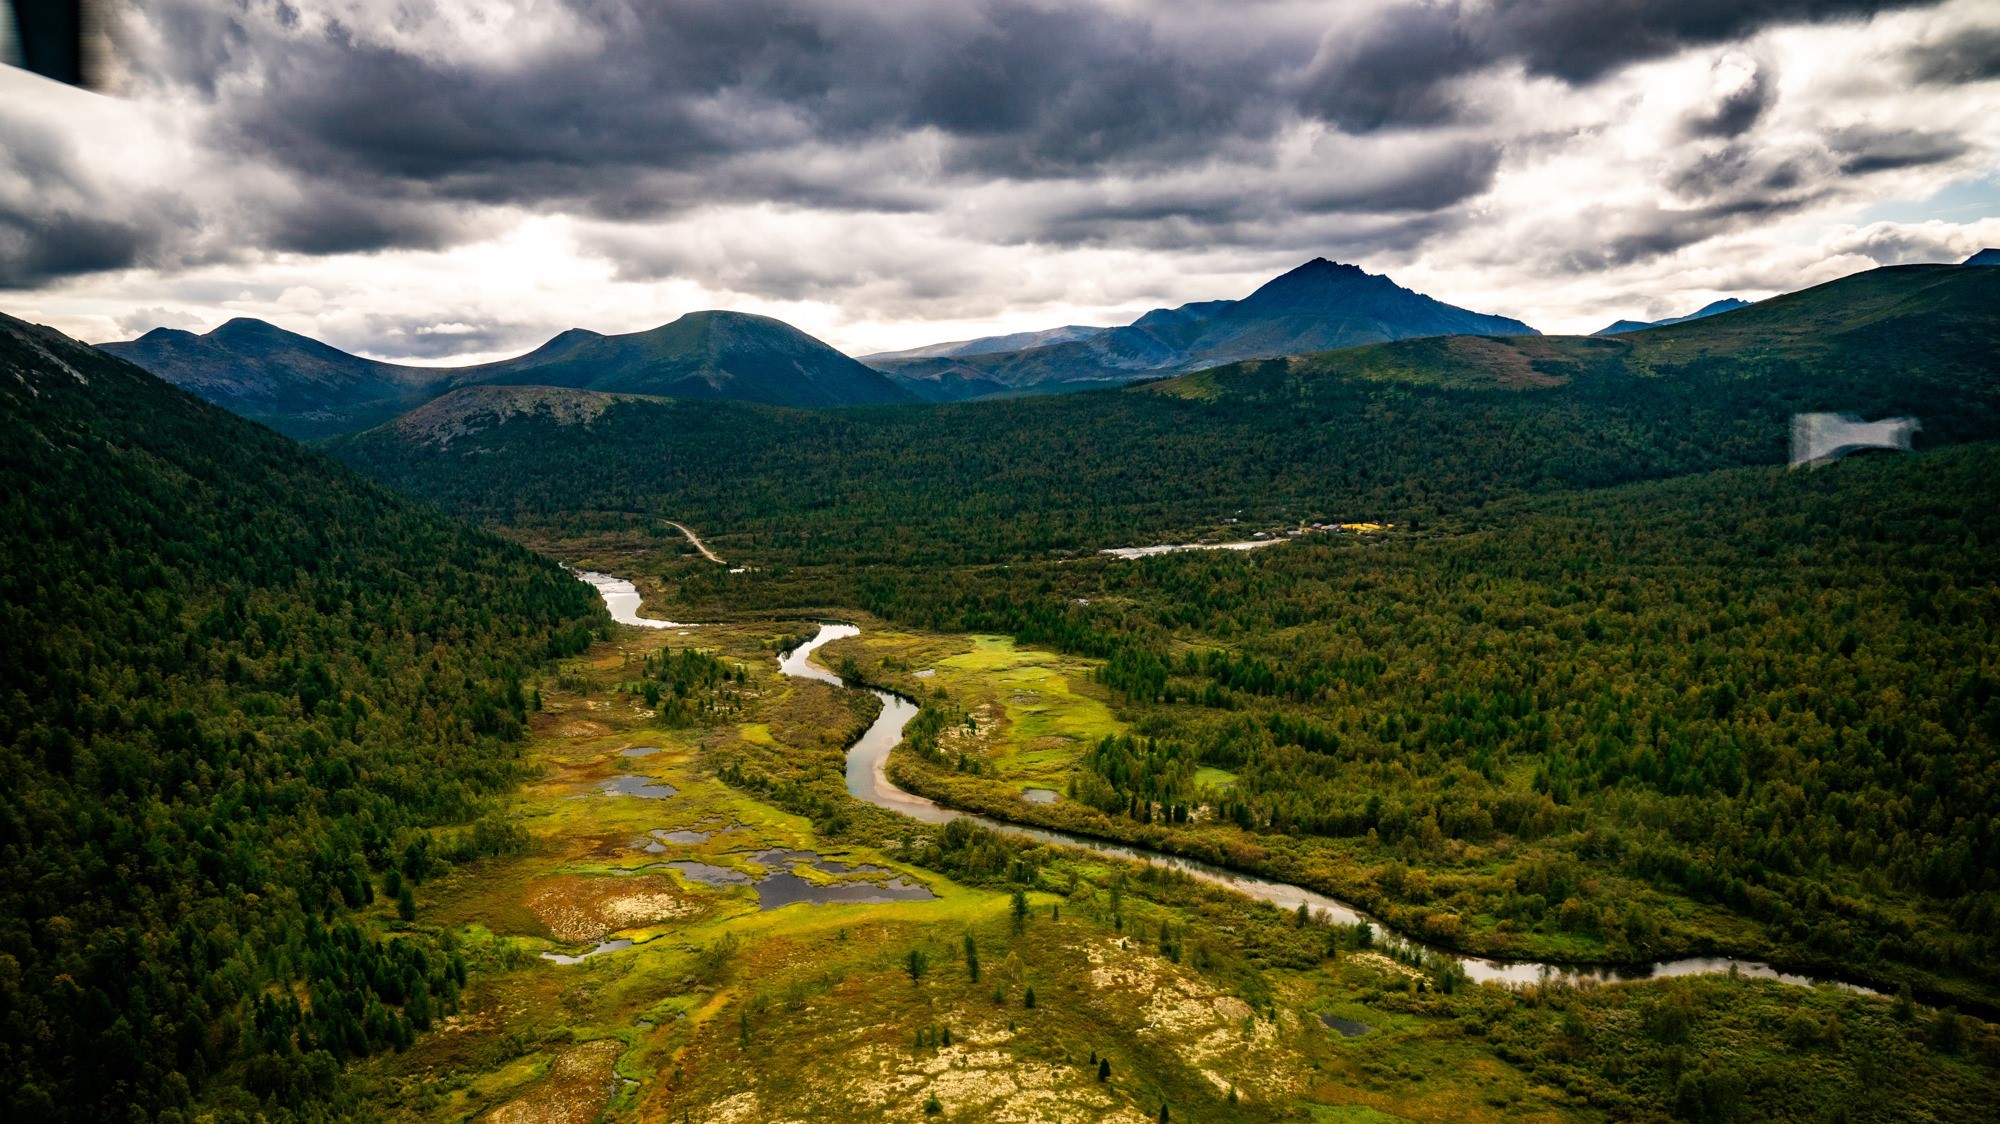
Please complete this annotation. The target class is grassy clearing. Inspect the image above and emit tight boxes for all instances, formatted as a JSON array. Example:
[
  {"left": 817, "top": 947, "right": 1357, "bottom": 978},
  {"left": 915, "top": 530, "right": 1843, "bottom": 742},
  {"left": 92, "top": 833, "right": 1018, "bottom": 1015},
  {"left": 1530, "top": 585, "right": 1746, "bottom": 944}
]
[{"left": 825, "top": 630, "right": 1122, "bottom": 797}]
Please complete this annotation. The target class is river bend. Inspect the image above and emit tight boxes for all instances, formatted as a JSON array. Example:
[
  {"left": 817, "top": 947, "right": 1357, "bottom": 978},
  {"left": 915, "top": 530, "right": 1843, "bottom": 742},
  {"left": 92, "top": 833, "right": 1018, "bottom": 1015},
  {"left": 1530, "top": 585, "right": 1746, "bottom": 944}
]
[{"left": 591, "top": 577, "right": 1869, "bottom": 995}]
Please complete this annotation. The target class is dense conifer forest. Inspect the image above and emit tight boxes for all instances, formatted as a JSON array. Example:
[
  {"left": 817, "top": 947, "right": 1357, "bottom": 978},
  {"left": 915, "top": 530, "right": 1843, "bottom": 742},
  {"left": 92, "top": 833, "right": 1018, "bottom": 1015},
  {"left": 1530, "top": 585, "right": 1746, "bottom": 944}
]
[
  {"left": 714, "top": 444, "right": 2000, "bottom": 1007},
  {"left": 0, "top": 317, "right": 605, "bottom": 1121}
]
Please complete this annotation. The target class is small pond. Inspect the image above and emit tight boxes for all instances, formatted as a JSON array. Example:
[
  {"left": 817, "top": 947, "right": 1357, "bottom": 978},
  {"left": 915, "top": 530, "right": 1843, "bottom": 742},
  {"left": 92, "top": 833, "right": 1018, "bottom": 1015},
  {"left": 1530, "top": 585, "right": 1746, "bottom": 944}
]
[
  {"left": 599, "top": 776, "right": 679, "bottom": 799},
  {"left": 656, "top": 848, "right": 935, "bottom": 909},
  {"left": 667, "top": 861, "right": 754, "bottom": 886},
  {"left": 541, "top": 939, "right": 634, "bottom": 965},
  {"left": 1318, "top": 1013, "right": 1372, "bottom": 1038}
]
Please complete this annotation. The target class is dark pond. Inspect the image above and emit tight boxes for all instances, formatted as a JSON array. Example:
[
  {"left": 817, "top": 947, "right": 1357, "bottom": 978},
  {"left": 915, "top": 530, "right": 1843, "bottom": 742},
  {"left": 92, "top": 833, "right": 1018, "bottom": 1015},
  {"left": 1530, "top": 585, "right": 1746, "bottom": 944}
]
[
  {"left": 600, "top": 776, "right": 678, "bottom": 799},
  {"left": 1318, "top": 1013, "right": 1372, "bottom": 1037},
  {"left": 756, "top": 871, "right": 935, "bottom": 909},
  {"left": 659, "top": 848, "right": 935, "bottom": 909},
  {"left": 667, "top": 861, "right": 753, "bottom": 886}
]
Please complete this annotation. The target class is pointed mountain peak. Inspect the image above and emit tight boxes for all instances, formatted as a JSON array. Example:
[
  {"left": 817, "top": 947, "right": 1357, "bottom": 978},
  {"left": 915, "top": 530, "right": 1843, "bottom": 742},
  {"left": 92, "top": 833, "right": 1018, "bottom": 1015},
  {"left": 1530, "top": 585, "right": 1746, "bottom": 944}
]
[
  {"left": 1691, "top": 298, "right": 1752, "bottom": 317},
  {"left": 1241, "top": 258, "right": 1384, "bottom": 305},
  {"left": 1294, "top": 256, "right": 1363, "bottom": 274},
  {"left": 1259, "top": 257, "right": 1370, "bottom": 286}
]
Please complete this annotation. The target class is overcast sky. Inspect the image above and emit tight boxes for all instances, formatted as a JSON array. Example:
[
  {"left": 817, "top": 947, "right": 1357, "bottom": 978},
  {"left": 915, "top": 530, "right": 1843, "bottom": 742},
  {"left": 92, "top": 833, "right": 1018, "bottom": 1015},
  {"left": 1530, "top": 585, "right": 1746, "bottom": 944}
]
[{"left": 2, "top": 0, "right": 1997, "bottom": 361}]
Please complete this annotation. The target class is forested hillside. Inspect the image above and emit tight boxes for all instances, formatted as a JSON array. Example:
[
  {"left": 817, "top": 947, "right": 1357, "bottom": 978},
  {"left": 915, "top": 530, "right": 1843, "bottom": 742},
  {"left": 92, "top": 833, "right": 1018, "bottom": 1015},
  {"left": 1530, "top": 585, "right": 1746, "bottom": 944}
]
[
  {"left": 679, "top": 442, "right": 2000, "bottom": 1007},
  {"left": 0, "top": 315, "right": 606, "bottom": 1121},
  {"left": 329, "top": 264, "right": 2000, "bottom": 567}
]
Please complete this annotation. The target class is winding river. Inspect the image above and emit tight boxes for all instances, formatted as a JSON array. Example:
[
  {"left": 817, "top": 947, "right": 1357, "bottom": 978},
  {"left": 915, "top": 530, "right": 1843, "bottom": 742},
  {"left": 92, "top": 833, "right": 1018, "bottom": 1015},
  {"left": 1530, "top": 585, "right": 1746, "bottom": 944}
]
[
  {"left": 575, "top": 571, "right": 694, "bottom": 629},
  {"left": 594, "top": 577, "right": 1870, "bottom": 995}
]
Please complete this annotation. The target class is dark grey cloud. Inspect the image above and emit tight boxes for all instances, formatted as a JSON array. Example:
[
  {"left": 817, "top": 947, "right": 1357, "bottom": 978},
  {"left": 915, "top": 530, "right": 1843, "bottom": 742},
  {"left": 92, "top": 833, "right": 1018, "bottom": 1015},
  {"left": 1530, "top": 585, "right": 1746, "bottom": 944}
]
[
  {"left": 147, "top": 0, "right": 1945, "bottom": 215},
  {"left": 1681, "top": 56, "right": 1775, "bottom": 139},
  {"left": 1034, "top": 139, "right": 1504, "bottom": 236},
  {"left": 1825, "top": 125, "right": 1969, "bottom": 174},
  {"left": 0, "top": 112, "right": 189, "bottom": 286},
  {"left": 2, "top": 0, "right": 1988, "bottom": 296},
  {"left": 1905, "top": 25, "right": 2000, "bottom": 83},
  {"left": 1292, "top": 0, "right": 1930, "bottom": 132},
  {"left": 259, "top": 182, "right": 481, "bottom": 257},
  {"left": 1667, "top": 142, "right": 1820, "bottom": 202},
  {"left": 1545, "top": 197, "right": 1811, "bottom": 273},
  {"left": 0, "top": 210, "right": 157, "bottom": 287},
  {"left": 169, "top": 1, "right": 1295, "bottom": 201}
]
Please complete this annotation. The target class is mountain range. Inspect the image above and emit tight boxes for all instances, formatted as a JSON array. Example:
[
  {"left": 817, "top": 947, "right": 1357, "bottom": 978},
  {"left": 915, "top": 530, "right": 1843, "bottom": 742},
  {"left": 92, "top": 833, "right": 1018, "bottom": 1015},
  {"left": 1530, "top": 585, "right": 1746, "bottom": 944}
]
[
  {"left": 1593, "top": 297, "right": 1753, "bottom": 336},
  {"left": 101, "top": 258, "right": 1537, "bottom": 432},
  {"left": 866, "top": 258, "right": 1538, "bottom": 402},
  {"left": 329, "top": 262, "right": 2000, "bottom": 566},
  {"left": 101, "top": 309, "right": 911, "bottom": 438},
  {"left": 100, "top": 252, "right": 1990, "bottom": 437},
  {"left": 332, "top": 262, "right": 2000, "bottom": 544}
]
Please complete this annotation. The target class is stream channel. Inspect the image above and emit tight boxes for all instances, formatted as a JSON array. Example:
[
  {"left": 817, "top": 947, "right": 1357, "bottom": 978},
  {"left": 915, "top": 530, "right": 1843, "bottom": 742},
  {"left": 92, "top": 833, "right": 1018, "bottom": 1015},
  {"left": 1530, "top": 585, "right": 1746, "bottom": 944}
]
[{"left": 593, "top": 576, "right": 1871, "bottom": 995}]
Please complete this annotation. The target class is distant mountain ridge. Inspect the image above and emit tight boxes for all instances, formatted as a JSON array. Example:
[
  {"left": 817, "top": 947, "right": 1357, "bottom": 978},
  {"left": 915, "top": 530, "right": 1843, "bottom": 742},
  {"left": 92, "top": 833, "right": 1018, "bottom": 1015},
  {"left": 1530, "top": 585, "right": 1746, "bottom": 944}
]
[
  {"left": 101, "top": 310, "right": 912, "bottom": 437},
  {"left": 860, "top": 324, "right": 1110, "bottom": 362},
  {"left": 869, "top": 258, "right": 1538, "bottom": 401},
  {"left": 1594, "top": 297, "right": 1753, "bottom": 336},
  {"left": 99, "top": 317, "right": 445, "bottom": 435},
  {"left": 329, "top": 263, "right": 2000, "bottom": 571}
]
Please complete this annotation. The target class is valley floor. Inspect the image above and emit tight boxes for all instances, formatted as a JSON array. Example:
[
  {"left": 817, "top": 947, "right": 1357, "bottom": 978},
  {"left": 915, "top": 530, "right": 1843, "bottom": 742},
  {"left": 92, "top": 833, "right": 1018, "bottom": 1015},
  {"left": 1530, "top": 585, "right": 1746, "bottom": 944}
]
[{"left": 345, "top": 607, "right": 1999, "bottom": 1123}]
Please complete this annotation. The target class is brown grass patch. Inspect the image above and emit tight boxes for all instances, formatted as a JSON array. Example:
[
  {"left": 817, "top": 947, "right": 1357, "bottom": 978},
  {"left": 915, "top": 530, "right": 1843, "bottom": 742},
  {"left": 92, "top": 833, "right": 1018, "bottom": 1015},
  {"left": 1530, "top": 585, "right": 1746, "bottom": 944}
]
[
  {"left": 1441, "top": 337, "right": 1566, "bottom": 388},
  {"left": 526, "top": 874, "right": 704, "bottom": 943},
  {"left": 482, "top": 1040, "right": 623, "bottom": 1124}
]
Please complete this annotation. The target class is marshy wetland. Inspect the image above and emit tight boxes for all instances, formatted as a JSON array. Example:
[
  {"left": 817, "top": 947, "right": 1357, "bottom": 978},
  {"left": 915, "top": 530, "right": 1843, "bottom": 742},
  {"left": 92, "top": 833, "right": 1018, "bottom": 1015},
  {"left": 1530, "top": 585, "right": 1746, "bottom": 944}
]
[{"left": 342, "top": 576, "right": 2000, "bottom": 1123}]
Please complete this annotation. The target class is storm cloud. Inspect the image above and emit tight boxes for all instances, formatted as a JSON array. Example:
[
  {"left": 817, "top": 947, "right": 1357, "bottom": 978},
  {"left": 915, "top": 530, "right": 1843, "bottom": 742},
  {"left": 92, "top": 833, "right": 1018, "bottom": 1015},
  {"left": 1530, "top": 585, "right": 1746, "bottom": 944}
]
[{"left": 0, "top": 0, "right": 1996, "bottom": 352}]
